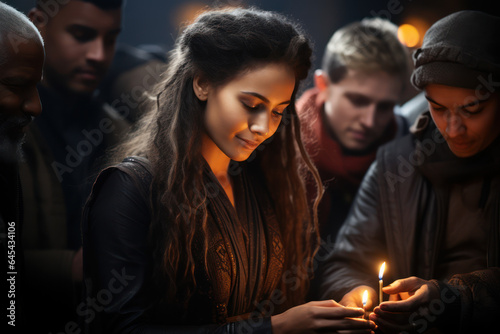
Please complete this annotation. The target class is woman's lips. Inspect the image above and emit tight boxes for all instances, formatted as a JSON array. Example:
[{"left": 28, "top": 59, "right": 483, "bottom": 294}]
[{"left": 237, "top": 136, "right": 260, "bottom": 150}]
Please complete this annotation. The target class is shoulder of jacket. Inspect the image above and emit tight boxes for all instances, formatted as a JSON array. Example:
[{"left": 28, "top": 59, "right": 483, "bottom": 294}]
[
  {"left": 394, "top": 114, "right": 410, "bottom": 138},
  {"left": 377, "top": 132, "right": 415, "bottom": 161}
]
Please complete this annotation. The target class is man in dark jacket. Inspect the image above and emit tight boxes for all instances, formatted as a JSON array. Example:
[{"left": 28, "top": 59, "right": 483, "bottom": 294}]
[
  {"left": 0, "top": 3, "right": 44, "bottom": 332},
  {"left": 20, "top": 0, "right": 128, "bottom": 332},
  {"left": 320, "top": 10, "right": 500, "bottom": 334}
]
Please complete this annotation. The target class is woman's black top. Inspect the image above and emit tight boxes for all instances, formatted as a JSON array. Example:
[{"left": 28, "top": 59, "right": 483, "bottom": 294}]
[{"left": 82, "top": 157, "right": 284, "bottom": 333}]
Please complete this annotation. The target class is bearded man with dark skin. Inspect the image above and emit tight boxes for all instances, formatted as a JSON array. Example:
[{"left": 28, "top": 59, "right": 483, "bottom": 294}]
[{"left": 0, "top": 2, "right": 44, "bottom": 331}]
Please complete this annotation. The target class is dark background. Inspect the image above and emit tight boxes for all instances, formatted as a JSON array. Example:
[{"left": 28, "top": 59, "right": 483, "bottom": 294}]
[{"left": 5, "top": 0, "right": 497, "bottom": 86}]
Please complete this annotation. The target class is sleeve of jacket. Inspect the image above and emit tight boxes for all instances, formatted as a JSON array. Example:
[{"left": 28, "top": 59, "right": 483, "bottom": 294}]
[
  {"left": 82, "top": 168, "right": 272, "bottom": 334},
  {"left": 430, "top": 268, "right": 500, "bottom": 334},
  {"left": 318, "top": 161, "right": 387, "bottom": 302}
]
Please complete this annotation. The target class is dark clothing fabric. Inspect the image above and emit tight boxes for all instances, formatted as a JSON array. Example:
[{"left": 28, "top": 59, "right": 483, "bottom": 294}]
[
  {"left": 320, "top": 112, "right": 500, "bottom": 333},
  {"left": 82, "top": 157, "right": 281, "bottom": 333},
  {"left": 31, "top": 84, "right": 122, "bottom": 249},
  {"left": 20, "top": 84, "right": 130, "bottom": 333},
  {"left": 435, "top": 179, "right": 490, "bottom": 279},
  {"left": 445, "top": 269, "right": 500, "bottom": 333},
  {"left": 1, "top": 160, "right": 25, "bottom": 333}
]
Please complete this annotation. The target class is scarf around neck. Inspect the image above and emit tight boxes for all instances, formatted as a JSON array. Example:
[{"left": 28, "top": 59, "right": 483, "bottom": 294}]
[{"left": 297, "top": 88, "right": 396, "bottom": 189}]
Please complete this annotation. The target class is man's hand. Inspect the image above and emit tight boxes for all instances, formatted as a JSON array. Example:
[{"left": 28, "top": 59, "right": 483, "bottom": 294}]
[{"left": 369, "top": 276, "right": 440, "bottom": 334}]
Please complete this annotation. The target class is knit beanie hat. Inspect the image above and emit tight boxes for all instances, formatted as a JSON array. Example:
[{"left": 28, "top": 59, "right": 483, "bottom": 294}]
[{"left": 411, "top": 10, "right": 500, "bottom": 90}]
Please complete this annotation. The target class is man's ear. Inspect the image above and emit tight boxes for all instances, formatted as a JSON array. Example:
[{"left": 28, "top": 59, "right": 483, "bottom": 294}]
[
  {"left": 193, "top": 74, "right": 210, "bottom": 101},
  {"left": 28, "top": 8, "right": 47, "bottom": 30},
  {"left": 314, "top": 69, "right": 329, "bottom": 92},
  {"left": 314, "top": 69, "right": 331, "bottom": 105}
]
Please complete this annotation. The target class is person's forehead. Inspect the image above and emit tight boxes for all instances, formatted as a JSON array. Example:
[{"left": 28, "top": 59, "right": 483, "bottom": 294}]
[
  {"left": 424, "top": 84, "right": 475, "bottom": 102},
  {"left": 340, "top": 68, "right": 400, "bottom": 85},
  {"left": 48, "top": 0, "right": 122, "bottom": 28},
  {"left": 333, "top": 69, "right": 401, "bottom": 101}
]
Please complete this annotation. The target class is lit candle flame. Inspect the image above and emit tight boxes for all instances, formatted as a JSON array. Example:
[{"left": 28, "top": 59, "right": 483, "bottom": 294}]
[
  {"left": 362, "top": 290, "right": 368, "bottom": 307},
  {"left": 379, "top": 262, "right": 386, "bottom": 280}
]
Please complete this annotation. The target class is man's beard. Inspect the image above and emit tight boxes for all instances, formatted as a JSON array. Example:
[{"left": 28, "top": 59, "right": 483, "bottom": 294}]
[{"left": 0, "top": 116, "right": 31, "bottom": 164}]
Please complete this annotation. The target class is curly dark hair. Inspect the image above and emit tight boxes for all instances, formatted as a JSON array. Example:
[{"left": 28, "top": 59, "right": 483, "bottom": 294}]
[{"left": 115, "top": 7, "right": 322, "bottom": 313}]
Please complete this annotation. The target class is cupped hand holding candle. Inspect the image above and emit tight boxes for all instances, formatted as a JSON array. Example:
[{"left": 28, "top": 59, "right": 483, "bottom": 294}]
[
  {"left": 339, "top": 285, "right": 376, "bottom": 310},
  {"left": 371, "top": 277, "right": 440, "bottom": 334}
]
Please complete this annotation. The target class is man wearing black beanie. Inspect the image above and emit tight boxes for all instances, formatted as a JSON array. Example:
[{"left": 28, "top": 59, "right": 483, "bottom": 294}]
[
  {"left": 321, "top": 10, "right": 500, "bottom": 334},
  {"left": 20, "top": 1, "right": 128, "bottom": 332}
]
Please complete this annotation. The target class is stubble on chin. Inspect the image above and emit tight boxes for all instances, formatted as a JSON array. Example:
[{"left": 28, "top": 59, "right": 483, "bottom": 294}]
[{"left": 0, "top": 130, "right": 27, "bottom": 165}]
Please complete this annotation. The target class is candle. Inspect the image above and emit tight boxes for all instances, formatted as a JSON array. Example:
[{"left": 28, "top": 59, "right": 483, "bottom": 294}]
[
  {"left": 362, "top": 290, "right": 368, "bottom": 319},
  {"left": 379, "top": 262, "right": 386, "bottom": 304}
]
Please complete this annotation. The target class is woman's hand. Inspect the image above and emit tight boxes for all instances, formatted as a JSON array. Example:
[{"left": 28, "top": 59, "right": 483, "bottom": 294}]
[
  {"left": 271, "top": 299, "right": 376, "bottom": 334},
  {"left": 369, "top": 276, "right": 440, "bottom": 334},
  {"left": 340, "top": 286, "right": 377, "bottom": 309}
]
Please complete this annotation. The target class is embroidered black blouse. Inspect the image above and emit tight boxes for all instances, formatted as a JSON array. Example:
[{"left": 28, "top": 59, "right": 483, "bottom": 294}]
[{"left": 82, "top": 157, "right": 284, "bottom": 333}]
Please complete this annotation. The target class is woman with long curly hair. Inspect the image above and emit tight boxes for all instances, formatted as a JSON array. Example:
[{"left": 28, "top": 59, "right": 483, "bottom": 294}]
[{"left": 82, "top": 7, "right": 375, "bottom": 334}]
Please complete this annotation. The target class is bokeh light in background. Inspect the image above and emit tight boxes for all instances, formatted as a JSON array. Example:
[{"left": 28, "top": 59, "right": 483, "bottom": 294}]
[
  {"left": 171, "top": 1, "right": 251, "bottom": 32},
  {"left": 397, "top": 15, "right": 433, "bottom": 50},
  {"left": 6, "top": 0, "right": 497, "bottom": 89},
  {"left": 171, "top": 2, "right": 208, "bottom": 29},
  {"left": 397, "top": 24, "right": 420, "bottom": 48}
]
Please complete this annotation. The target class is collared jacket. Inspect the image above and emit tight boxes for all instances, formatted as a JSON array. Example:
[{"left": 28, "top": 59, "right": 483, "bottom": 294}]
[{"left": 320, "top": 112, "right": 500, "bottom": 333}]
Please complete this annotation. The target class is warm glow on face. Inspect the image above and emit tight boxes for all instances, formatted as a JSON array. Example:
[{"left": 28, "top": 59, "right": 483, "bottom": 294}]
[
  {"left": 202, "top": 63, "right": 295, "bottom": 163},
  {"left": 398, "top": 24, "right": 420, "bottom": 47},
  {"left": 379, "top": 262, "right": 386, "bottom": 280},
  {"left": 362, "top": 290, "right": 368, "bottom": 306},
  {"left": 425, "top": 84, "right": 500, "bottom": 158}
]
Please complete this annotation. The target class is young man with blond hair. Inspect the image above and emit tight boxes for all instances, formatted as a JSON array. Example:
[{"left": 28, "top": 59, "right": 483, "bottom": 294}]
[{"left": 297, "top": 19, "right": 412, "bottom": 296}]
